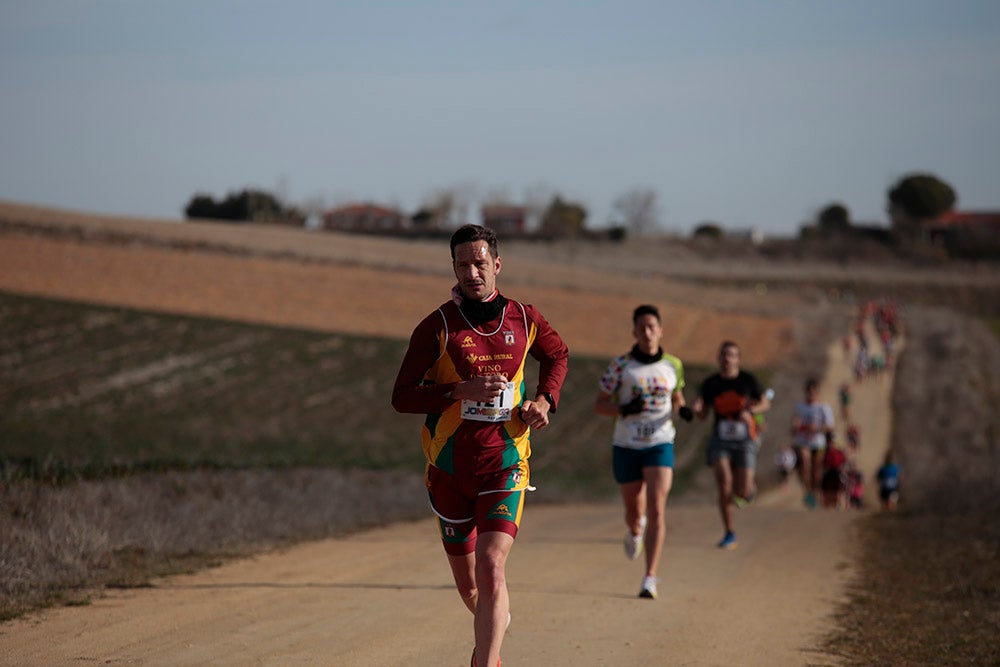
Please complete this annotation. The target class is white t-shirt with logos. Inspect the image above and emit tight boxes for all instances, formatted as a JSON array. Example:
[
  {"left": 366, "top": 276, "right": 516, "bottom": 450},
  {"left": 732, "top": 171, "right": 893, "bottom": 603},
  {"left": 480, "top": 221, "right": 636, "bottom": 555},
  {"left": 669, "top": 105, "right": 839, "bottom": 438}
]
[{"left": 599, "top": 351, "right": 685, "bottom": 450}]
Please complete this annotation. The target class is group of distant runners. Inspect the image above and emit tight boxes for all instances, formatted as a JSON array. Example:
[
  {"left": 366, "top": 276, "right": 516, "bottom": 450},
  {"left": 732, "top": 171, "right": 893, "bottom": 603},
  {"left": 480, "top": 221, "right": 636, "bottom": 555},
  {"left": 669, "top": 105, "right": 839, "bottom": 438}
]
[
  {"left": 777, "top": 302, "right": 902, "bottom": 513},
  {"left": 390, "top": 225, "right": 901, "bottom": 665}
]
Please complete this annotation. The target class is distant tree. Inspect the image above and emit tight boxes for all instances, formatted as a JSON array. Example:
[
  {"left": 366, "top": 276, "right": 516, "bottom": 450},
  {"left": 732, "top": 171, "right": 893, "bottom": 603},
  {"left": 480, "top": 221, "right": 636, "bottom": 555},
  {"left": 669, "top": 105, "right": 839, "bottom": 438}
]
[
  {"left": 798, "top": 223, "right": 820, "bottom": 241},
  {"left": 540, "top": 196, "right": 587, "bottom": 237},
  {"left": 887, "top": 173, "right": 957, "bottom": 238},
  {"left": 422, "top": 183, "right": 477, "bottom": 228},
  {"left": 522, "top": 182, "right": 556, "bottom": 231},
  {"left": 184, "top": 193, "right": 218, "bottom": 219},
  {"left": 607, "top": 225, "right": 627, "bottom": 242},
  {"left": 237, "top": 189, "right": 285, "bottom": 222},
  {"left": 184, "top": 188, "right": 300, "bottom": 224},
  {"left": 612, "top": 188, "right": 660, "bottom": 237},
  {"left": 692, "top": 222, "right": 724, "bottom": 240},
  {"left": 410, "top": 207, "right": 436, "bottom": 229},
  {"left": 481, "top": 187, "right": 513, "bottom": 208},
  {"left": 817, "top": 202, "right": 852, "bottom": 236}
]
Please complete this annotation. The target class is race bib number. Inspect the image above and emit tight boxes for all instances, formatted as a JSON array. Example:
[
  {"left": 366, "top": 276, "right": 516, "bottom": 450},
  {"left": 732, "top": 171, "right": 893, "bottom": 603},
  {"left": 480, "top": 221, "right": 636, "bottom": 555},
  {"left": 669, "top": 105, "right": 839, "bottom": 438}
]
[
  {"left": 717, "top": 419, "right": 749, "bottom": 441},
  {"left": 461, "top": 383, "right": 515, "bottom": 422},
  {"left": 629, "top": 420, "right": 658, "bottom": 443}
]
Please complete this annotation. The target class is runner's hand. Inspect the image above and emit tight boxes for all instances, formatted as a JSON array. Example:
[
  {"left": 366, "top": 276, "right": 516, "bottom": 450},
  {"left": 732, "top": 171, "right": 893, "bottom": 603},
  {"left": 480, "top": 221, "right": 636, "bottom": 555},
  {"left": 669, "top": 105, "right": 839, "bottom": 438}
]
[
  {"left": 457, "top": 375, "right": 508, "bottom": 402},
  {"left": 619, "top": 395, "right": 645, "bottom": 416},
  {"left": 519, "top": 399, "right": 550, "bottom": 430}
]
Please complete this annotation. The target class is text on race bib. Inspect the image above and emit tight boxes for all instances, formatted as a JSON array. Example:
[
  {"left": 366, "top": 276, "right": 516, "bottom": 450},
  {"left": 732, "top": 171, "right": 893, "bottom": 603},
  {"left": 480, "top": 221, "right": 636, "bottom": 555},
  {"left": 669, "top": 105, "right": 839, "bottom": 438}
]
[
  {"left": 628, "top": 420, "right": 659, "bottom": 443},
  {"left": 461, "top": 382, "right": 516, "bottom": 422},
  {"left": 717, "top": 418, "right": 749, "bottom": 441}
]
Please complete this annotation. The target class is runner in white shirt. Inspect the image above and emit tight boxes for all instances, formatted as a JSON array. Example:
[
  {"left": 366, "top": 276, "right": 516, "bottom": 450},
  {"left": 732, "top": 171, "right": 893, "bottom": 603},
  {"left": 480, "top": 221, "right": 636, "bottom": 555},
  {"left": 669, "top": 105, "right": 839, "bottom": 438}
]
[
  {"left": 791, "top": 377, "right": 835, "bottom": 509},
  {"left": 594, "top": 304, "right": 692, "bottom": 600}
]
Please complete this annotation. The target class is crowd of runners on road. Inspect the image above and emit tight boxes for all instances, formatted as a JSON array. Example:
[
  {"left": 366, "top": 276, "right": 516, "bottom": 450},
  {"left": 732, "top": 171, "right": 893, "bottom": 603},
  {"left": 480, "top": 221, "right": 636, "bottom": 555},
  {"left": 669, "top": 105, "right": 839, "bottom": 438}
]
[
  {"left": 776, "top": 300, "right": 903, "bottom": 512},
  {"left": 391, "top": 226, "right": 902, "bottom": 664}
]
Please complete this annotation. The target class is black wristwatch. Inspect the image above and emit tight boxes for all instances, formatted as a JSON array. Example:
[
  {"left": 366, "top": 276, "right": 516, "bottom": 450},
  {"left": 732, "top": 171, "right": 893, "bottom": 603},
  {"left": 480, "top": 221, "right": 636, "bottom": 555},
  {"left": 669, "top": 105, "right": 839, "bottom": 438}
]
[{"left": 540, "top": 392, "right": 556, "bottom": 413}]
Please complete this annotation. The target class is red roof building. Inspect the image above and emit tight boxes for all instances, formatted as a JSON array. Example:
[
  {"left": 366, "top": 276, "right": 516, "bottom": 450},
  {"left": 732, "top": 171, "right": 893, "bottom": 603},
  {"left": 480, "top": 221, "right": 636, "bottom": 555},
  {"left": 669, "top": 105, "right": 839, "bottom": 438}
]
[
  {"left": 322, "top": 203, "right": 409, "bottom": 232},
  {"left": 927, "top": 210, "right": 1000, "bottom": 257},
  {"left": 481, "top": 205, "right": 527, "bottom": 236}
]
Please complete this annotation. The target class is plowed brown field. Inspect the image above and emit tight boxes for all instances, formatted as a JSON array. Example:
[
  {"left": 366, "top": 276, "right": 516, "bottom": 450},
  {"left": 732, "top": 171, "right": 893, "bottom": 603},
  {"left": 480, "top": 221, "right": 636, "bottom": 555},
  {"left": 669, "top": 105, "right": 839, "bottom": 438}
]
[{"left": 0, "top": 200, "right": 797, "bottom": 366}]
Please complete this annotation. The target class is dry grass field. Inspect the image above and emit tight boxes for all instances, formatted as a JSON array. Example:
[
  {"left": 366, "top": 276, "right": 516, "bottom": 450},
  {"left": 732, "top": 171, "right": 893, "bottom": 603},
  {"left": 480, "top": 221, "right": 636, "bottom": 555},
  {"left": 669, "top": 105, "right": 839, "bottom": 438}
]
[{"left": 2, "top": 199, "right": 999, "bottom": 664}]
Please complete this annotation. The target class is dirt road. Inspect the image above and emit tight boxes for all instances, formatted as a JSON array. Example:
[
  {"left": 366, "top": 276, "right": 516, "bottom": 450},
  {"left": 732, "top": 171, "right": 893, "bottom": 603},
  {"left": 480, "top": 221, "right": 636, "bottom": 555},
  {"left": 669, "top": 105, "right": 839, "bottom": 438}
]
[{"left": 1, "top": 332, "right": 893, "bottom": 666}]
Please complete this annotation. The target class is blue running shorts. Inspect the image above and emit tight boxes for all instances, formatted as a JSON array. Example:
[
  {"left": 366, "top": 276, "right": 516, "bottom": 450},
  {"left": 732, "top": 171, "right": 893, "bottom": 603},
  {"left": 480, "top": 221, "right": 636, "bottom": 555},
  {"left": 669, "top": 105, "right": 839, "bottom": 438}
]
[{"left": 613, "top": 443, "right": 675, "bottom": 484}]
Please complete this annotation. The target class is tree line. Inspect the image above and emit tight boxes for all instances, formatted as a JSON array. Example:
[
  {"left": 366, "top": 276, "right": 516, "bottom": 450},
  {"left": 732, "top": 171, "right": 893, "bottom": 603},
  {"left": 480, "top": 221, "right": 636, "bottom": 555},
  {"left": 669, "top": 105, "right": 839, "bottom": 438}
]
[{"left": 184, "top": 172, "right": 983, "bottom": 255}]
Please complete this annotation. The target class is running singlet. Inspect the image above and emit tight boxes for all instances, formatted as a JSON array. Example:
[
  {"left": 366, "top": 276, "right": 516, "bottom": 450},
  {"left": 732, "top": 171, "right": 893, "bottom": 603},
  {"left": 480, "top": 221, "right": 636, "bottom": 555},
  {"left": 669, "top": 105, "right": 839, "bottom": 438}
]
[
  {"left": 599, "top": 351, "right": 685, "bottom": 449},
  {"left": 699, "top": 371, "right": 764, "bottom": 441},
  {"left": 391, "top": 297, "right": 569, "bottom": 478}
]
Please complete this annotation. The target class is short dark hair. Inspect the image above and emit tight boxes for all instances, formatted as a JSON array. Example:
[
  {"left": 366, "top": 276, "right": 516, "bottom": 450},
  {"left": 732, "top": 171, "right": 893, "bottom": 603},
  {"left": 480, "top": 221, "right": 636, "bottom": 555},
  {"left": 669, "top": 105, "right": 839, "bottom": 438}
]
[
  {"left": 633, "top": 304, "right": 660, "bottom": 324},
  {"left": 719, "top": 340, "right": 739, "bottom": 355},
  {"left": 805, "top": 378, "right": 819, "bottom": 391},
  {"left": 450, "top": 224, "right": 499, "bottom": 261}
]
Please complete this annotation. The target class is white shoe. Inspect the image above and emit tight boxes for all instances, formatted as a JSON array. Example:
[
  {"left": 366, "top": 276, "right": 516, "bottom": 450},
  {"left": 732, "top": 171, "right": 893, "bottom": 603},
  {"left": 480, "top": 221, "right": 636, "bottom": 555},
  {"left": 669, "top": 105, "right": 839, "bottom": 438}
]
[
  {"left": 623, "top": 516, "right": 647, "bottom": 561},
  {"left": 638, "top": 575, "right": 658, "bottom": 599}
]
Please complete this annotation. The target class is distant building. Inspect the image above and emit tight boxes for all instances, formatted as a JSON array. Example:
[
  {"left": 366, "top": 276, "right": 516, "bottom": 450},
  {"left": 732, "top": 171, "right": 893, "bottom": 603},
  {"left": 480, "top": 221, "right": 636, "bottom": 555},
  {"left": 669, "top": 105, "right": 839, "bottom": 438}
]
[
  {"left": 926, "top": 210, "right": 1000, "bottom": 258},
  {"left": 927, "top": 210, "right": 1000, "bottom": 238},
  {"left": 481, "top": 205, "right": 527, "bottom": 235},
  {"left": 322, "top": 203, "right": 409, "bottom": 232}
]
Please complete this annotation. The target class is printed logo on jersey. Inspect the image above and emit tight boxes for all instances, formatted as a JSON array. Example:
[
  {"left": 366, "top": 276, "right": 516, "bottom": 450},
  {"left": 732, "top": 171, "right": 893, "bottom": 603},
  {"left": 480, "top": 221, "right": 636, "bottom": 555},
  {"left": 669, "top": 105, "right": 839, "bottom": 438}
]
[
  {"left": 444, "top": 525, "right": 456, "bottom": 537},
  {"left": 713, "top": 390, "right": 747, "bottom": 417},
  {"left": 461, "top": 335, "right": 476, "bottom": 348},
  {"left": 503, "top": 330, "right": 516, "bottom": 345},
  {"left": 490, "top": 503, "right": 513, "bottom": 520},
  {"left": 467, "top": 353, "right": 514, "bottom": 363}
]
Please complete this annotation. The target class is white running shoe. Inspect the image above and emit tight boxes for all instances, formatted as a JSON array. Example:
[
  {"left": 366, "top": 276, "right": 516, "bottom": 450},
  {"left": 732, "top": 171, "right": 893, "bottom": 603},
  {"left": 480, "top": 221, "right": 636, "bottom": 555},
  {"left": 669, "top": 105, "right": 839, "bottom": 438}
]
[
  {"left": 624, "top": 532, "right": 643, "bottom": 560},
  {"left": 638, "top": 575, "right": 658, "bottom": 599},
  {"left": 623, "top": 515, "right": 647, "bottom": 561}
]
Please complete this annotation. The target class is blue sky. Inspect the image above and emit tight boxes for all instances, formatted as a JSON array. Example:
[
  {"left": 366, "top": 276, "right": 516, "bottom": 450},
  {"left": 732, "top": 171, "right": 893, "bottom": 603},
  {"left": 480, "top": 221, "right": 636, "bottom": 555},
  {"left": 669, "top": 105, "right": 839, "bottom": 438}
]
[{"left": 2, "top": 1, "right": 998, "bottom": 236}]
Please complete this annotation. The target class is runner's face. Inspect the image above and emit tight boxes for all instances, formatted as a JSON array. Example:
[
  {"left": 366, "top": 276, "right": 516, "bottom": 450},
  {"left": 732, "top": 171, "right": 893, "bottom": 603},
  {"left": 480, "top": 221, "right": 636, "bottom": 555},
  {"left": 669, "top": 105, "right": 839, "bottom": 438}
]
[
  {"left": 633, "top": 314, "right": 662, "bottom": 354},
  {"left": 453, "top": 240, "right": 500, "bottom": 301},
  {"left": 719, "top": 345, "right": 740, "bottom": 375}
]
